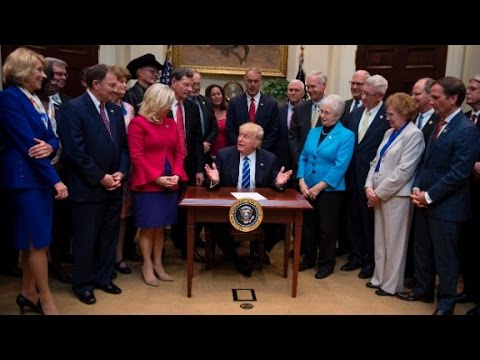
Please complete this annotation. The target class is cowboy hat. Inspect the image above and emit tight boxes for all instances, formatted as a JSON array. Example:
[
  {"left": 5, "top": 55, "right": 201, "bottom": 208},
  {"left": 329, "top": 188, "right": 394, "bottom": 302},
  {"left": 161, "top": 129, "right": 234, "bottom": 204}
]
[{"left": 126, "top": 53, "right": 163, "bottom": 79}]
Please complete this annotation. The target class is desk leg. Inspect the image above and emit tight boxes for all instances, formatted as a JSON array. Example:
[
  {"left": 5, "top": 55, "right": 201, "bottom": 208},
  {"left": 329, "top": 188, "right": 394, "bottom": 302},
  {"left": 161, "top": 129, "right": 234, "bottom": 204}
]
[
  {"left": 292, "top": 211, "right": 303, "bottom": 297},
  {"left": 283, "top": 223, "right": 290, "bottom": 278},
  {"left": 186, "top": 209, "right": 195, "bottom": 297}
]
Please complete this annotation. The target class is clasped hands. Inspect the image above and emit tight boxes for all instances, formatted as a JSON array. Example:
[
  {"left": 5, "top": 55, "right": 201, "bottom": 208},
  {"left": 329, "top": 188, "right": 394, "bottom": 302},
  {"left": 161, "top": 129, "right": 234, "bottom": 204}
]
[
  {"left": 100, "top": 172, "right": 124, "bottom": 191},
  {"left": 365, "top": 187, "right": 378, "bottom": 208},
  {"left": 410, "top": 188, "right": 428, "bottom": 208},
  {"left": 299, "top": 179, "right": 322, "bottom": 200},
  {"left": 156, "top": 174, "right": 180, "bottom": 189}
]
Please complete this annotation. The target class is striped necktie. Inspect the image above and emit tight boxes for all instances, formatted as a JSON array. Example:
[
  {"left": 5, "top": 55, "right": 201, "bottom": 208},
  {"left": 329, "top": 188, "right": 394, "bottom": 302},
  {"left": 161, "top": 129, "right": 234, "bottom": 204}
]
[{"left": 241, "top": 157, "right": 250, "bottom": 189}]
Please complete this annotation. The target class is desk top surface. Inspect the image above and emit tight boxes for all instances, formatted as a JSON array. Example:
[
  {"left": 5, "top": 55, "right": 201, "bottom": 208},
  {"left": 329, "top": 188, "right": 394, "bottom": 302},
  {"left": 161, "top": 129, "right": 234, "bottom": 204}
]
[{"left": 179, "top": 187, "right": 312, "bottom": 210}]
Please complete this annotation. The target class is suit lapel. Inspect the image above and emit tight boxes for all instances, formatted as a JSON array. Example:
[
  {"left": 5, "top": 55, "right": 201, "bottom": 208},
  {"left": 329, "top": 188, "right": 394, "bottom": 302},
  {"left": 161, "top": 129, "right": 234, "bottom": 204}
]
[
  {"left": 255, "top": 150, "right": 266, "bottom": 186},
  {"left": 228, "top": 149, "right": 240, "bottom": 185},
  {"left": 82, "top": 93, "right": 113, "bottom": 143},
  {"left": 363, "top": 105, "right": 386, "bottom": 141},
  {"left": 425, "top": 112, "right": 461, "bottom": 160}
]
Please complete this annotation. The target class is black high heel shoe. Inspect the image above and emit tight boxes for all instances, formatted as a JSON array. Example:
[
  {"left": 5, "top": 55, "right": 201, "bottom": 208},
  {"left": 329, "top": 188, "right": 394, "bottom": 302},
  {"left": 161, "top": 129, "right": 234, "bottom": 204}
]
[{"left": 16, "top": 294, "right": 43, "bottom": 315}]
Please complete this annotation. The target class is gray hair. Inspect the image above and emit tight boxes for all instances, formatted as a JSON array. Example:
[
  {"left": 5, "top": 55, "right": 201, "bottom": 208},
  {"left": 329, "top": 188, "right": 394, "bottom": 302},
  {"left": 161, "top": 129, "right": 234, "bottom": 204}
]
[
  {"left": 322, "top": 94, "right": 345, "bottom": 117},
  {"left": 366, "top": 74, "right": 388, "bottom": 95},
  {"left": 354, "top": 69, "right": 370, "bottom": 80},
  {"left": 289, "top": 79, "right": 305, "bottom": 91},
  {"left": 308, "top": 70, "right": 327, "bottom": 85},
  {"left": 45, "top": 57, "right": 68, "bottom": 68},
  {"left": 172, "top": 67, "right": 193, "bottom": 81},
  {"left": 420, "top": 77, "right": 435, "bottom": 94},
  {"left": 469, "top": 74, "right": 480, "bottom": 83}
]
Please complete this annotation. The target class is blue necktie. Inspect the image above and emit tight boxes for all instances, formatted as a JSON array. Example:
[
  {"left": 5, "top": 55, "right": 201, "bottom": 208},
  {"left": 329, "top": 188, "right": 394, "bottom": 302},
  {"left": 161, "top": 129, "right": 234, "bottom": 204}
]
[
  {"left": 416, "top": 114, "right": 424, "bottom": 129},
  {"left": 242, "top": 157, "right": 250, "bottom": 189}
]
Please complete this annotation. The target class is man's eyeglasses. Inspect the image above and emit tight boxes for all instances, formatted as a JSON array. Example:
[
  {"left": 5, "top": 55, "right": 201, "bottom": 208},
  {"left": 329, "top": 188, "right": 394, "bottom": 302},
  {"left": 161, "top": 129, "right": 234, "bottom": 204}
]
[
  {"left": 142, "top": 68, "right": 159, "bottom": 75},
  {"left": 53, "top": 72, "right": 68, "bottom": 78},
  {"left": 362, "top": 90, "right": 377, "bottom": 98},
  {"left": 349, "top": 81, "right": 364, "bottom": 87}
]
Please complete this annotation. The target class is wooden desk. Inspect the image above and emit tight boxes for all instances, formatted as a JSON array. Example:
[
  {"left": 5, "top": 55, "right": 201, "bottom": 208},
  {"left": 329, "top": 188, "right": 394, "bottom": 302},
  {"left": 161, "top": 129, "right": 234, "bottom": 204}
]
[{"left": 178, "top": 187, "right": 312, "bottom": 297}]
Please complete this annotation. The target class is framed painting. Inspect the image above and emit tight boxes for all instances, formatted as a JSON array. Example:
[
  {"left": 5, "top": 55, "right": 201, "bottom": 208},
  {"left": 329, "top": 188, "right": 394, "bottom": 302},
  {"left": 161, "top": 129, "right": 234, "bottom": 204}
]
[{"left": 172, "top": 45, "right": 288, "bottom": 77}]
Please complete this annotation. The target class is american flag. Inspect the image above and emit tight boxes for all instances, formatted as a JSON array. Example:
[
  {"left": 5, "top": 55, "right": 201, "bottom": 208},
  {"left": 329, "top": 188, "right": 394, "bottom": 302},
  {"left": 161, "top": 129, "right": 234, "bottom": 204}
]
[
  {"left": 158, "top": 45, "right": 173, "bottom": 86},
  {"left": 296, "top": 51, "right": 307, "bottom": 101}
]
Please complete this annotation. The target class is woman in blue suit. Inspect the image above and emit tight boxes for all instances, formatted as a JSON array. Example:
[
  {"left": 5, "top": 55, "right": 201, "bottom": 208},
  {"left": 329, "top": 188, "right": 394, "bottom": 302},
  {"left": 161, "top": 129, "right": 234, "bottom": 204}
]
[
  {"left": 297, "top": 95, "right": 355, "bottom": 279},
  {"left": 0, "top": 48, "right": 68, "bottom": 315}
]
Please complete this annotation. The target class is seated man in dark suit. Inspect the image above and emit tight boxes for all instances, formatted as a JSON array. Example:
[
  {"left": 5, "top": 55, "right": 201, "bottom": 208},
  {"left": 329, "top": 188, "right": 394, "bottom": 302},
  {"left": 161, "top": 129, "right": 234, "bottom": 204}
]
[{"left": 205, "top": 123, "right": 292, "bottom": 277}]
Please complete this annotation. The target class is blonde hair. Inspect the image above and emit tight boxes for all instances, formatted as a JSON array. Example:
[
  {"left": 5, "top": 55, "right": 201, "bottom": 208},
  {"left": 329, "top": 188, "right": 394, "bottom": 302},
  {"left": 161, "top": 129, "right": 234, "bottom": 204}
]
[
  {"left": 139, "top": 83, "right": 175, "bottom": 122},
  {"left": 2, "top": 47, "right": 46, "bottom": 86},
  {"left": 239, "top": 122, "right": 264, "bottom": 148},
  {"left": 385, "top": 92, "right": 417, "bottom": 122},
  {"left": 110, "top": 65, "right": 131, "bottom": 82}
]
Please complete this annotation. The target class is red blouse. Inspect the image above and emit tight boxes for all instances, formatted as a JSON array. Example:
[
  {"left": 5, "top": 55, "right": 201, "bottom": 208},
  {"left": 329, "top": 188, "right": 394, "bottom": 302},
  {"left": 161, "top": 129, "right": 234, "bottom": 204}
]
[{"left": 128, "top": 115, "right": 187, "bottom": 192}]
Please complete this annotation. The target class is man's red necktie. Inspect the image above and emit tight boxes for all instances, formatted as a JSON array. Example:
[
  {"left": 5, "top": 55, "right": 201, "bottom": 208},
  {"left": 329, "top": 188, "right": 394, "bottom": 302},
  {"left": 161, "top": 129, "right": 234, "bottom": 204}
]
[
  {"left": 471, "top": 114, "right": 478, "bottom": 124},
  {"left": 433, "top": 120, "right": 446, "bottom": 141},
  {"left": 249, "top": 98, "right": 256, "bottom": 122},
  {"left": 99, "top": 103, "right": 112, "bottom": 140},
  {"left": 176, "top": 102, "right": 187, "bottom": 157}
]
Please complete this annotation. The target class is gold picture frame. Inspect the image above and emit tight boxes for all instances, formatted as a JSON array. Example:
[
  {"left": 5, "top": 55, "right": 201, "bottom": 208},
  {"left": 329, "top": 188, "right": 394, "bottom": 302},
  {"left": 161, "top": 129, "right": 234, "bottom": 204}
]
[{"left": 172, "top": 45, "right": 288, "bottom": 77}]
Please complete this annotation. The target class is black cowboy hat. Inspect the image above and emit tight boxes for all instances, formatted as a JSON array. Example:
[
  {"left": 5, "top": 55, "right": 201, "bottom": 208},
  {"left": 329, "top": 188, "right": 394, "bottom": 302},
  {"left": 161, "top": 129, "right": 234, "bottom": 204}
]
[{"left": 126, "top": 53, "right": 163, "bottom": 79}]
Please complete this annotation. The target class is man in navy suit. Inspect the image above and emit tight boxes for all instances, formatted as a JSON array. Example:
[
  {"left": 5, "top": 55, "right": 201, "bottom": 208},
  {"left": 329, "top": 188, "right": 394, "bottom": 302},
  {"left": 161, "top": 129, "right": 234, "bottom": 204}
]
[
  {"left": 276, "top": 79, "right": 305, "bottom": 180},
  {"left": 168, "top": 68, "right": 205, "bottom": 258},
  {"left": 57, "top": 64, "right": 130, "bottom": 305},
  {"left": 342, "top": 75, "right": 390, "bottom": 279},
  {"left": 458, "top": 75, "right": 480, "bottom": 315},
  {"left": 226, "top": 67, "right": 279, "bottom": 153},
  {"left": 404, "top": 77, "right": 440, "bottom": 286},
  {"left": 205, "top": 123, "right": 292, "bottom": 276},
  {"left": 288, "top": 70, "right": 328, "bottom": 170},
  {"left": 340, "top": 70, "right": 370, "bottom": 125},
  {"left": 397, "top": 77, "right": 480, "bottom": 315}
]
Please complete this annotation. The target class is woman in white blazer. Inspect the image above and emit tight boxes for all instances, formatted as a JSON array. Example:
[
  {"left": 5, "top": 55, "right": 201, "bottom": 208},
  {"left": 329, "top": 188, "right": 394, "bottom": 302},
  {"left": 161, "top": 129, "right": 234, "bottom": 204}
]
[{"left": 364, "top": 93, "right": 425, "bottom": 296}]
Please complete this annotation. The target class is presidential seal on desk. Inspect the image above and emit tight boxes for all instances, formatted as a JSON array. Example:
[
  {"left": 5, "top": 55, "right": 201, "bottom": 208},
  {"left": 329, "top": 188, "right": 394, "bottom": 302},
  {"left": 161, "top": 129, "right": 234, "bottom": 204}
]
[{"left": 229, "top": 198, "right": 263, "bottom": 232}]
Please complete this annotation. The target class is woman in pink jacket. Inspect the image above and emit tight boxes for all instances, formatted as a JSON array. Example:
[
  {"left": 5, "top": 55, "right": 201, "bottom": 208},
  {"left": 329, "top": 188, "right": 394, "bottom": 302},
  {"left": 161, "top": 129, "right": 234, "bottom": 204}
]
[{"left": 128, "top": 84, "right": 187, "bottom": 286}]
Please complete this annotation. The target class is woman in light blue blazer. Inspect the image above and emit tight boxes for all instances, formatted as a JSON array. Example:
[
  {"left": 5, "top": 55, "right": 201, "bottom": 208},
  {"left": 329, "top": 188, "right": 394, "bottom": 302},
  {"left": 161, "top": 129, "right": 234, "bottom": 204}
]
[
  {"left": 297, "top": 95, "right": 355, "bottom": 279},
  {"left": 0, "top": 48, "right": 68, "bottom": 315}
]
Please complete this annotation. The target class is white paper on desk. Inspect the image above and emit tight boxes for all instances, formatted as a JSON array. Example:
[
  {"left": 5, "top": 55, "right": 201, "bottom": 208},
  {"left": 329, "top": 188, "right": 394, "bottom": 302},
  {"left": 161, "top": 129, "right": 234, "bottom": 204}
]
[{"left": 231, "top": 192, "right": 266, "bottom": 200}]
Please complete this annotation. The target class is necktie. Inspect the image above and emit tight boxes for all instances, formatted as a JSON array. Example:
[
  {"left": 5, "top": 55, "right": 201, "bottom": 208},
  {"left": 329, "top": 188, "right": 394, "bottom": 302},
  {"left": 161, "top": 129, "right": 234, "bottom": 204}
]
[
  {"left": 416, "top": 114, "right": 424, "bottom": 129},
  {"left": 195, "top": 97, "right": 205, "bottom": 136},
  {"left": 249, "top": 98, "right": 256, "bottom": 122},
  {"left": 352, "top": 99, "right": 360, "bottom": 113},
  {"left": 471, "top": 114, "right": 478, "bottom": 124},
  {"left": 99, "top": 103, "right": 113, "bottom": 139},
  {"left": 176, "top": 102, "right": 187, "bottom": 157},
  {"left": 288, "top": 111, "right": 293, "bottom": 130},
  {"left": 358, "top": 110, "right": 371, "bottom": 143},
  {"left": 311, "top": 104, "right": 319, "bottom": 128},
  {"left": 241, "top": 156, "right": 250, "bottom": 189},
  {"left": 433, "top": 120, "right": 446, "bottom": 141}
]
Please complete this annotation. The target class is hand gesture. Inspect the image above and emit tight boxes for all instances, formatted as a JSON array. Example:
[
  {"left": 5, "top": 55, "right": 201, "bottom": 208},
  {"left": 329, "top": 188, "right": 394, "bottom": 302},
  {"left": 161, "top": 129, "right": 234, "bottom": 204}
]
[
  {"left": 205, "top": 163, "right": 219, "bottom": 183},
  {"left": 275, "top": 166, "right": 292, "bottom": 187}
]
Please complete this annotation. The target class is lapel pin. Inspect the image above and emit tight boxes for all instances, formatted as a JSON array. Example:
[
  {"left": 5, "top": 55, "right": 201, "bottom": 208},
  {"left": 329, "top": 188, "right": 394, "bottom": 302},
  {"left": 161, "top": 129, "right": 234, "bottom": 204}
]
[
  {"left": 110, "top": 109, "right": 114, "bottom": 113},
  {"left": 260, "top": 163, "right": 264, "bottom": 166},
  {"left": 260, "top": 103, "right": 264, "bottom": 106},
  {"left": 380, "top": 115, "right": 384, "bottom": 119},
  {"left": 428, "top": 120, "right": 433, "bottom": 125}
]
